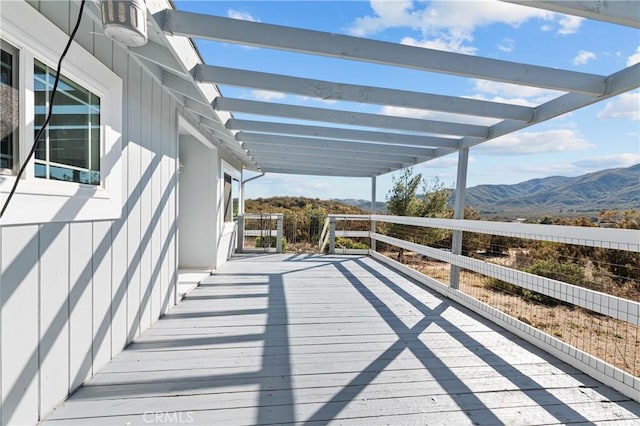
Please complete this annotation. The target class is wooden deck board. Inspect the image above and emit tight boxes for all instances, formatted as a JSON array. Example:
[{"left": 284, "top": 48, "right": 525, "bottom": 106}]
[{"left": 42, "top": 254, "right": 640, "bottom": 425}]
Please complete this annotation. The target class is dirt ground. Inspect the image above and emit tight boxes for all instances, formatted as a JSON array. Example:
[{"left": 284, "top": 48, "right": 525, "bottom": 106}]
[{"left": 396, "top": 252, "right": 639, "bottom": 378}]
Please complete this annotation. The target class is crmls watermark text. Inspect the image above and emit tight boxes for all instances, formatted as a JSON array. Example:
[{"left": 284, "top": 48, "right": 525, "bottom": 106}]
[{"left": 143, "top": 411, "right": 194, "bottom": 424}]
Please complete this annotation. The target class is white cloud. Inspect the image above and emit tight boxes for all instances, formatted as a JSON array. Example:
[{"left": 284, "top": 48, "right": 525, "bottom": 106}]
[
  {"left": 477, "top": 129, "right": 593, "bottom": 155},
  {"left": 469, "top": 94, "right": 537, "bottom": 107},
  {"left": 627, "top": 46, "right": 640, "bottom": 67},
  {"left": 250, "top": 90, "right": 286, "bottom": 102},
  {"left": 597, "top": 91, "right": 640, "bottom": 120},
  {"left": 401, "top": 36, "right": 476, "bottom": 55},
  {"left": 349, "top": 0, "right": 554, "bottom": 53},
  {"left": 349, "top": 0, "right": 420, "bottom": 36},
  {"left": 504, "top": 163, "right": 579, "bottom": 176},
  {"left": 573, "top": 50, "right": 596, "bottom": 65},
  {"left": 348, "top": 1, "right": 582, "bottom": 55},
  {"left": 540, "top": 24, "right": 553, "bottom": 32},
  {"left": 472, "top": 80, "right": 560, "bottom": 103},
  {"left": 227, "top": 9, "right": 259, "bottom": 22},
  {"left": 421, "top": 155, "right": 476, "bottom": 169},
  {"left": 380, "top": 105, "right": 499, "bottom": 126},
  {"left": 497, "top": 38, "right": 514, "bottom": 53},
  {"left": 573, "top": 153, "right": 640, "bottom": 170},
  {"left": 558, "top": 15, "right": 584, "bottom": 35},
  {"left": 297, "top": 96, "right": 337, "bottom": 105}
]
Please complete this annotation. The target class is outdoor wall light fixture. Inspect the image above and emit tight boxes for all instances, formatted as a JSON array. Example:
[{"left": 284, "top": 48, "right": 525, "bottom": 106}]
[{"left": 100, "top": 0, "right": 148, "bottom": 47}]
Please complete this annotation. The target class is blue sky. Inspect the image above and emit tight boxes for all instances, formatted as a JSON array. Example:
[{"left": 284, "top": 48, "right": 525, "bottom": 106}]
[{"left": 175, "top": 1, "right": 640, "bottom": 201}]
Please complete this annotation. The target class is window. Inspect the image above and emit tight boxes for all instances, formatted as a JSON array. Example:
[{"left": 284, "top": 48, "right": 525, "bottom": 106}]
[
  {"left": 232, "top": 177, "right": 240, "bottom": 220},
  {"left": 0, "top": 40, "right": 18, "bottom": 174},
  {"left": 223, "top": 173, "right": 241, "bottom": 222},
  {"left": 224, "top": 173, "right": 232, "bottom": 222},
  {"left": 33, "top": 60, "right": 101, "bottom": 185},
  {"left": 0, "top": 1, "right": 123, "bottom": 225}
]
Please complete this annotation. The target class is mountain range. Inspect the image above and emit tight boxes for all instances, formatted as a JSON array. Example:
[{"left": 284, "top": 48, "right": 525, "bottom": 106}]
[{"left": 337, "top": 164, "right": 640, "bottom": 217}]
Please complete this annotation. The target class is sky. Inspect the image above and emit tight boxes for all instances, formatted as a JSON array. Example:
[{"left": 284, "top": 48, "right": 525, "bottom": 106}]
[{"left": 175, "top": 0, "right": 640, "bottom": 201}]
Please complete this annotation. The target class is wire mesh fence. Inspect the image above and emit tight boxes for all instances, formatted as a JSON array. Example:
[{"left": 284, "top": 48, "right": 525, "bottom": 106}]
[{"left": 374, "top": 220, "right": 640, "bottom": 377}]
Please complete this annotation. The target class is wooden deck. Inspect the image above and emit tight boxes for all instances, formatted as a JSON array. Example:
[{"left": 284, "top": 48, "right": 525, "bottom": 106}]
[{"left": 42, "top": 254, "right": 639, "bottom": 425}]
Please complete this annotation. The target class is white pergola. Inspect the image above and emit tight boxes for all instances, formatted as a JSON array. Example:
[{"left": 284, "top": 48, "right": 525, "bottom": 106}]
[
  {"left": 107, "top": 0, "right": 639, "bottom": 210},
  {"left": 143, "top": 0, "right": 639, "bottom": 181}
]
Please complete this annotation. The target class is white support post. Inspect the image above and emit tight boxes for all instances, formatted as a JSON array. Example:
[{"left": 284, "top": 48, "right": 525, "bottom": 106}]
[
  {"left": 329, "top": 216, "right": 336, "bottom": 254},
  {"left": 276, "top": 214, "right": 284, "bottom": 253},
  {"left": 450, "top": 147, "right": 469, "bottom": 289},
  {"left": 371, "top": 176, "right": 377, "bottom": 251},
  {"left": 237, "top": 215, "right": 244, "bottom": 253},
  {"left": 239, "top": 168, "right": 245, "bottom": 215}
]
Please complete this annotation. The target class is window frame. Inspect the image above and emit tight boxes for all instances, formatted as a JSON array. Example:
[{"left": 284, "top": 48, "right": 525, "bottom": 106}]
[
  {"left": 33, "top": 59, "right": 102, "bottom": 185},
  {"left": 0, "top": 1, "right": 123, "bottom": 225},
  {"left": 221, "top": 159, "right": 241, "bottom": 224},
  {"left": 0, "top": 39, "right": 19, "bottom": 176}
]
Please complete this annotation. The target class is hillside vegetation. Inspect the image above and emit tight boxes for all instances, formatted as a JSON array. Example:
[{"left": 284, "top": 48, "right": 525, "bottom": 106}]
[
  {"left": 245, "top": 196, "right": 367, "bottom": 215},
  {"left": 336, "top": 164, "right": 640, "bottom": 217},
  {"left": 459, "top": 164, "right": 640, "bottom": 216}
]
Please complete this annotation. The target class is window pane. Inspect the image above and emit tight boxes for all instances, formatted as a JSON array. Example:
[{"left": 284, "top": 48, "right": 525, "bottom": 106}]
[
  {"left": 224, "top": 174, "right": 232, "bottom": 222},
  {"left": 34, "top": 60, "right": 100, "bottom": 185},
  {"left": 1, "top": 42, "right": 18, "bottom": 172},
  {"left": 232, "top": 178, "right": 240, "bottom": 220}
]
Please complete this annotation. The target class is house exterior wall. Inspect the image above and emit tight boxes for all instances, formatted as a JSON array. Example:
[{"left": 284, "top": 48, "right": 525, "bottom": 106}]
[
  {"left": 217, "top": 159, "right": 243, "bottom": 268},
  {"left": 0, "top": 2, "right": 189, "bottom": 424},
  {"left": 178, "top": 135, "right": 219, "bottom": 269}
]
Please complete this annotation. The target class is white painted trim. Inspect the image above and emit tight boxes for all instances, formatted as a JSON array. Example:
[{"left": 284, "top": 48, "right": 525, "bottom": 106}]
[
  {"left": 161, "top": 9, "right": 607, "bottom": 94},
  {"left": 372, "top": 215, "right": 640, "bottom": 251},
  {"left": 195, "top": 64, "right": 534, "bottom": 121},
  {"left": 216, "top": 97, "right": 489, "bottom": 137},
  {"left": 178, "top": 114, "right": 215, "bottom": 150},
  {"left": 370, "top": 251, "right": 640, "bottom": 402},
  {"left": 221, "top": 159, "right": 241, "bottom": 181},
  {"left": 0, "top": 1, "right": 123, "bottom": 225},
  {"left": 373, "top": 232, "right": 639, "bottom": 324}
]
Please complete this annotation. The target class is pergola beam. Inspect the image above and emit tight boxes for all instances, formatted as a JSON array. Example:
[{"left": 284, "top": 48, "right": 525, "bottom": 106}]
[
  {"left": 463, "top": 63, "right": 640, "bottom": 149},
  {"left": 215, "top": 97, "right": 490, "bottom": 137},
  {"left": 195, "top": 65, "right": 534, "bottom": 121},
  {"left": 244, "top": 143, "right": 428, "bottom": 163},
  {"left": 252, "top": 151, "right": 413, "bottom": 167},
  {"left": 227, "top": 119, "right": 461, "bottom": 148},
  {"left": 129, "top": 40, "right": 188, "bottom": 77},
  {"left": 255, "top": 156, "right": 403, "bottom": 172},
  {"left": 158, "top": 9, "right": 606, "bottom": 94},
  {"left": 260, "top": 166, "right": 378, "bottom": 177},
  {"left": 258, "top": 160, "right": 390, "bottom": 175},
  {"left": 238, "top": 132, "right": 440, "bottom": 156},
  {"left": 162, "top": 72, "right": 207, "bottom": 103}
]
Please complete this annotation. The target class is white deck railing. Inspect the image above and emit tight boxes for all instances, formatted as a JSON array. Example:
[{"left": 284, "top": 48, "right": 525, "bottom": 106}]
[
  {"left": 238, "top": 213, "right": 284, "bottom": 253},
  {"left": 324, "top": 213, "right": 640, "bottom": 401}
]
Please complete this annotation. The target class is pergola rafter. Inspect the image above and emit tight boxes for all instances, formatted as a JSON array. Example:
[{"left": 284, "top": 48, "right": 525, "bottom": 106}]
[
  {"left": 156, "top": 8, "right": 607, "bottom": 94},
  {"left": 152, "top": 1, "right": 639, "bottom": 178}
]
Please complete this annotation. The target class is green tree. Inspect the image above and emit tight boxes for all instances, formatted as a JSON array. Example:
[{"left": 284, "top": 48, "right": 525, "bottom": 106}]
[
  {"left": 386, "top": 168, "right": 422, "bottom": 261},
  {"left": 385, "top": 169, "right": 452, "bottom": 261},
  {"left": 414, "top": 176, "right": 452, "bottom": 248},
  {"left": 386, "top": 168, "right": 422, "bottom": 218}
]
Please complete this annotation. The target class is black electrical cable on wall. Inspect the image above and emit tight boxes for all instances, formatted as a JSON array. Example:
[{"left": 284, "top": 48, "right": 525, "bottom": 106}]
[{"left": 0, "top": 0, "right": 87, "bottom": 219}]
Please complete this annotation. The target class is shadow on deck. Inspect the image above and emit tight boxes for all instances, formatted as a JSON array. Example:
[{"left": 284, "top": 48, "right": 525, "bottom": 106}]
[{"left": 42, "top": 254, "right": 640, "bottom": 425}]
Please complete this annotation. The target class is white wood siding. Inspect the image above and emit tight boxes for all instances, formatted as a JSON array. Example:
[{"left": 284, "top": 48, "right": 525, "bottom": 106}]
[{"left": 0, "top": 2, "right": 183, "bottom": 424}]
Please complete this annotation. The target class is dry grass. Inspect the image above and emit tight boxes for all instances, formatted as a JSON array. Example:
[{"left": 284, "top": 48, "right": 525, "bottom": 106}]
[{"left": 390, "top": 251, "right": 639, "bottom": 377}]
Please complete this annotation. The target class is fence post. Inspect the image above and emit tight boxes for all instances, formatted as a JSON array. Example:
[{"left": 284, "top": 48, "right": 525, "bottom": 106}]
[
  {"left": 237, "top": 215, "right": 244, "bottom": 253},
  {"left": 371, "top": 176, "right": 377, "bottom": 252},
  {"left": 276, "top": 214, "right": 284, "bottom": 253},
  {"left": 450, "top": 147, "right": 469, "bottom": 289},
  {"left": 329, "top": 216, "right": 336, "bottom": 254}
]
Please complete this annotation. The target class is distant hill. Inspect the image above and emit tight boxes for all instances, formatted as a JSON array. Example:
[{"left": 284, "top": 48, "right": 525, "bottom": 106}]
[
  {"left": 456, "top": 164, "right": 640, "bottom": 216},
  {"left": 245, "top": 196, "right": 367, "bottom": 215},
  {"left": 336, "top": 164, "right": 640, "bottom": 217},
  {"left": 331, "top": 199, "right": 387, "bottom": 213}
]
